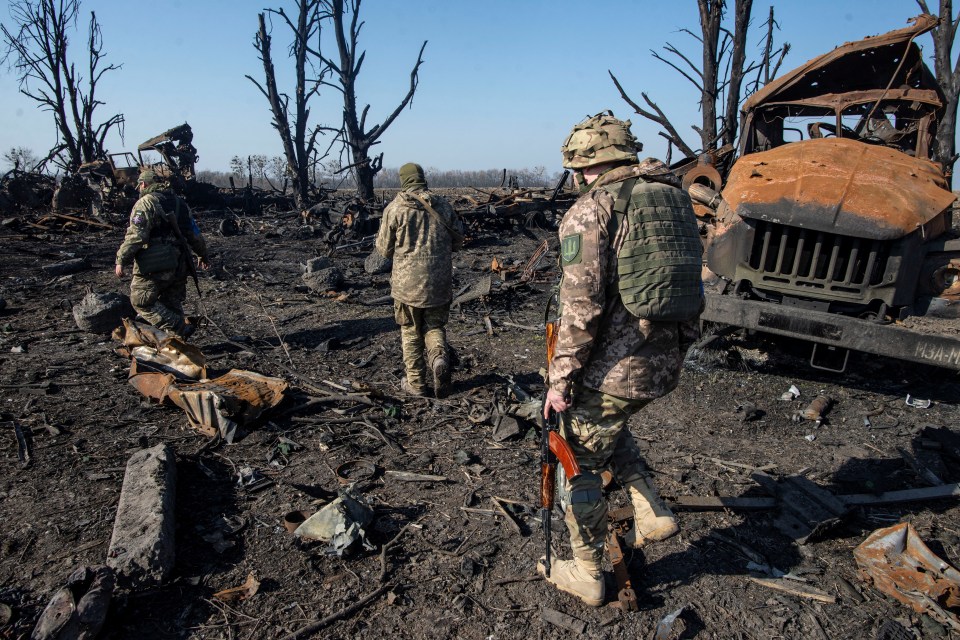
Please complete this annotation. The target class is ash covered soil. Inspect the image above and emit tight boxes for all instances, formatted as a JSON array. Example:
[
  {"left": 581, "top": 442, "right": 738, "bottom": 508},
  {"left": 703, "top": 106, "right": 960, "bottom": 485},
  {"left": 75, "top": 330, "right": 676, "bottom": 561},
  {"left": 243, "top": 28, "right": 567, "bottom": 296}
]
[{"left": 1, "top": 190, "right": 959, "bottom": 640}]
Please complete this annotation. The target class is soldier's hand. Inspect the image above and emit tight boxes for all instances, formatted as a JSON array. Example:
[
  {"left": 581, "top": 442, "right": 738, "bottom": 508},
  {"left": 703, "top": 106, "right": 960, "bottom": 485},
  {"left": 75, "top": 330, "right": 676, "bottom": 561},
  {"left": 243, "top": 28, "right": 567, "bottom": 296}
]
[
  {"left": 198, "top": 257, "right": 211, "bottom": 270},
  {"left": 544, "top": 387, "right": 571, "bottom": 418},
  {"left": 114, "top": 264, "right": 124, "bottom": 278}
]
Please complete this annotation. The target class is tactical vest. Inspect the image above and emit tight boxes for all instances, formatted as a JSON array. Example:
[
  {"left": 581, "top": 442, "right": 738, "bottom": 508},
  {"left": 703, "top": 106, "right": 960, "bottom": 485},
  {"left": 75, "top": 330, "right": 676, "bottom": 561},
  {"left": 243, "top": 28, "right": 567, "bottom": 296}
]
[{"left": 603, "top": 177, "right": 703, "bottom": 322}]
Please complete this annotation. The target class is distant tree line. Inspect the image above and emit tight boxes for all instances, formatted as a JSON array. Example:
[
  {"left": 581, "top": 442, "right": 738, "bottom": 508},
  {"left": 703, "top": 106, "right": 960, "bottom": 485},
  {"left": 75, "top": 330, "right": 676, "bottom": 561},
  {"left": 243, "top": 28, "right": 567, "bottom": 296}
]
[{"left": 193, "top": 156, "right": 565, "bottom": 192}]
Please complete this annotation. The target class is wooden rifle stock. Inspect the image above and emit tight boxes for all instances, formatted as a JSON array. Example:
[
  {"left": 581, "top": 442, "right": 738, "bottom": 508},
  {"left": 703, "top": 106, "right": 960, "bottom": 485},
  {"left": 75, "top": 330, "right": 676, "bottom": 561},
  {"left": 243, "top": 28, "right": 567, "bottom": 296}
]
[{"left": 548, "top": 430, "right": 582, "bottom": 480}]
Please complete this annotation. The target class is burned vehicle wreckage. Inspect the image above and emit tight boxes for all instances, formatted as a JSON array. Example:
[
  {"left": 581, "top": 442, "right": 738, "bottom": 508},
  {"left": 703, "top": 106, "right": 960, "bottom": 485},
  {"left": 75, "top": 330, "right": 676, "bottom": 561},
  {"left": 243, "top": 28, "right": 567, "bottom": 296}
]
[
  {"left": 76, "top": 123, "right": 225, "bottom": 213},
  {"left": 699, "top": 16, "right": 960, "bottom": 372}
]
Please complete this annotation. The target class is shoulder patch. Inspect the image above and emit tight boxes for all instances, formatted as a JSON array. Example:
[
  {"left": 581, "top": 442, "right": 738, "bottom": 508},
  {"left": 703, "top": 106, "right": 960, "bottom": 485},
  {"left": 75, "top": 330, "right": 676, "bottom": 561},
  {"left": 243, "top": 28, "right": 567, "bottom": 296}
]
[
  {"left": 560, "top": 233, "right": 582, "bottom": 265},
  {"left": 131, "top": 212, "right": 146, "bottom": 227}
]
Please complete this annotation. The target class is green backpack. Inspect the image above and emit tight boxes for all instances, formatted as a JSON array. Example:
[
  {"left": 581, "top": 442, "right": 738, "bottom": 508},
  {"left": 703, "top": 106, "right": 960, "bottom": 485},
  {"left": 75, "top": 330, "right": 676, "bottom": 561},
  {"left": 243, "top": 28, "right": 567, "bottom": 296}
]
[{"left": 604, "top": 177, "right": 703, "bottom": 322}]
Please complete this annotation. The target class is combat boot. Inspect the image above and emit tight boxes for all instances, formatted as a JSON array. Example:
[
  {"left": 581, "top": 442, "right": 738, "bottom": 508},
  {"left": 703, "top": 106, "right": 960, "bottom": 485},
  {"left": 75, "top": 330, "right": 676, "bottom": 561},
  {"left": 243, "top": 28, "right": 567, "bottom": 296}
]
[
  {"left": 179, "top": 320, "right": 197, "bottom": 340},
  {"left": 537, "top": 556, "right": 604, "bottom": 607},
  {"left": 400, "top": 378, "right": 427, "bottom": 397},
  {"left": 431, "top": 355, "right": 450, "bottom": 399},
  {"left": 624, "top": 477, "right": 678, "bottom": 549}
]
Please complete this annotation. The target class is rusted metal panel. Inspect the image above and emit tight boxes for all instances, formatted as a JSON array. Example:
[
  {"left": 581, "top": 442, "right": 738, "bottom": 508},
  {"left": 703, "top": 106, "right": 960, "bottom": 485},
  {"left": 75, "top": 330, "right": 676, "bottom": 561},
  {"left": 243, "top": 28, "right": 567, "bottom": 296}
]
[
  {"left": 165, "top": 369, "right": 289, "bottom": 442},
  {"left": 115, "top": 319, "right": 207, "bottom": 380},
  {"left": 756, "top": 88, "right": 942, "bottom": 112},
  {"left": 742, "top": 14, "right": 938, "bottom": 113},
  {"left": 854, "top": 522, "right": 960, "bottom": 632},
  {"left": 722, "top": 138, "right": 955, "bottom": 240}
]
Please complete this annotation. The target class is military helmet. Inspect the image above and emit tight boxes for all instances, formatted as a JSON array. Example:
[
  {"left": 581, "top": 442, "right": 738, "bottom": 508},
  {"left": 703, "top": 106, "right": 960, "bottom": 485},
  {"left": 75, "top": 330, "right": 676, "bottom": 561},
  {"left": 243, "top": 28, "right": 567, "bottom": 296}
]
[
  {"left": 561, "top": 112, "right": 642, "bottom": 169},
  {"left": 138, "top": 169, "right": 158, "bottom": 185}
]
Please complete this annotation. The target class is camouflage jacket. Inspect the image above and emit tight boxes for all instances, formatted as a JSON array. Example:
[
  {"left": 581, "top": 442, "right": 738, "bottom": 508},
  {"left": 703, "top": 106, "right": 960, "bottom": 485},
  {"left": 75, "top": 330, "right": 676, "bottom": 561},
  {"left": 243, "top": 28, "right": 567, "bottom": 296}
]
[
  {"left": 375, "top": 189, "right": 464, "bottom": 308},
  {"left": 116, "top": 187, "right": 208, "bottom": 275},
  {"left": 548, "top": 164, "right": 701, "bottom": 401}
]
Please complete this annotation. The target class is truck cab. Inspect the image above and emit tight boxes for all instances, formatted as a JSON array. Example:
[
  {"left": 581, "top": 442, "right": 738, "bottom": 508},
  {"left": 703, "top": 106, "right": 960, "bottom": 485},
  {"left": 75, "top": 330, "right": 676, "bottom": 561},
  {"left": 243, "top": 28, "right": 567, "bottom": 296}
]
[{"left": 703, "top": 15, "right": 960, "bottom": 371}]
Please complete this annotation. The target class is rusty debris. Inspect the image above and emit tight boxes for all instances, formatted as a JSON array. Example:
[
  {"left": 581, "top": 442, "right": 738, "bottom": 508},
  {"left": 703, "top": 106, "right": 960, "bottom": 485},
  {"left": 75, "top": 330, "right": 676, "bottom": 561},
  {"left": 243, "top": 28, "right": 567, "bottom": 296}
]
[
  {"left": 116, "top": 319, "right": 207, "bottom": 380},
  {"left": 116, "top": 320, "right": 288, "bottom": 442},
  {"left": 798, "top": 394, "right": 831, "bottom": 422},
  {"left": 607, "top": 509, "right": 639, "bottom": 612},
  {"left": 854, "top": 522, "right": 960, "bottom": 632},
  {"left": 30, "top": 566, "right": 114, "bottom": 640},
  {"left": 165, "top": 370, "right": 289, "bottom": 443},
  {"left": 213, "top": 573, "right": 260, "bottom": 603}
]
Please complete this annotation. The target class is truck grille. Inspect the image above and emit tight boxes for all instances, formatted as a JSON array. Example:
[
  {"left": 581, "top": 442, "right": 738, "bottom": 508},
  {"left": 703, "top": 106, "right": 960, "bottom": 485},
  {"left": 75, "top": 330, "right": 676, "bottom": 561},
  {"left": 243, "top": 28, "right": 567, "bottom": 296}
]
[{"left": 748, "top": 221, "right": 890, "bottom": 296}]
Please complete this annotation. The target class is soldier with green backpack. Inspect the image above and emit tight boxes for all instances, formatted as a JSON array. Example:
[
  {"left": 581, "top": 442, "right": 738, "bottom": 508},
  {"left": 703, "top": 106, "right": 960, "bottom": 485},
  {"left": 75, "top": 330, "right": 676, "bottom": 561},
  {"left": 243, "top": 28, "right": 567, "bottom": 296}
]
[
  {"left": 539, "top": 112, "right": 704, "bottom": 606},
  {"left": 115, "top": 170, "right": 210, "bottom": 339}
]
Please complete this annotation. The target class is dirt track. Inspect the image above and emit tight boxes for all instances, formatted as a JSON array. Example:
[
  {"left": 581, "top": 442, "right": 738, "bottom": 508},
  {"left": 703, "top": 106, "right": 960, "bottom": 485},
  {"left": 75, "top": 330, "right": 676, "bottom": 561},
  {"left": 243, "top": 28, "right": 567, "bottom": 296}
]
[{"left": 1, "top": 195, "right": 959, "bottom": 639}]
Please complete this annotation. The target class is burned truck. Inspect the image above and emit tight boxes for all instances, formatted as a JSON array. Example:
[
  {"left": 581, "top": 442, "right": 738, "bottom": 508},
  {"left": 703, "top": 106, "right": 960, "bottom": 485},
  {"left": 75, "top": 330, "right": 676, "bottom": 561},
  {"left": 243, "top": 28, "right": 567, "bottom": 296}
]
[
  {"left": 701, "top": 15, "right": 960, "bottom": 372},
  {"left": 78, "top": 123, "right": 221, "bottom": 212}
]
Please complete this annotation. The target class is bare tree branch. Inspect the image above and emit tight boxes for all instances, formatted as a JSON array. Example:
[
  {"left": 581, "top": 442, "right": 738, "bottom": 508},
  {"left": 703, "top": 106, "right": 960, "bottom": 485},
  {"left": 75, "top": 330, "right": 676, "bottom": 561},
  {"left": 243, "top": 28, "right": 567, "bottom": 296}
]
[
  {"left": 609, "top": 70, "right": 696, "bottom": 158},
  {"left": 320, "top": 0, "right": 427, "bottom": 200},
  {"left": 1, "top": 0, "right": 123, "bottom": 171}
]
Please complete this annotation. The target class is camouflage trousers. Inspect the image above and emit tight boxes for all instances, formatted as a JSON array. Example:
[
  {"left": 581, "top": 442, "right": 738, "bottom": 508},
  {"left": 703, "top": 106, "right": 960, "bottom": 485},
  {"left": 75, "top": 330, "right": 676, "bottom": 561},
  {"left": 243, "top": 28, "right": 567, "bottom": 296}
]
[
  {"left": 130, "top": 271, "right": 188, "bottom": 334},
  {"left": 560, "top": 384, "right": 651, "bottom": 565},
  {"left": 394, "top": 302, "right": 450, "bottom": 392}
]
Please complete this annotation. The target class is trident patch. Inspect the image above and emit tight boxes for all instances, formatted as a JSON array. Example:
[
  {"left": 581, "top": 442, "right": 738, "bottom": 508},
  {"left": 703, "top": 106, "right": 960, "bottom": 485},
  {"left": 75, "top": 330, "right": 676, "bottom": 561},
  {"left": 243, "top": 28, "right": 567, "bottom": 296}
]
[{"left": 560, "top": 233, "right": 582, "bottom": 265}]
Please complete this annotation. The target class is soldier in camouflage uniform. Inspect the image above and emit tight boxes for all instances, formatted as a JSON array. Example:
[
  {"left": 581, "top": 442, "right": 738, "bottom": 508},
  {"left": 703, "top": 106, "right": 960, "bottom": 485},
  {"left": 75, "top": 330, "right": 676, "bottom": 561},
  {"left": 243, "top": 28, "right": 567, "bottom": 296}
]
[
  {"left": 539, "top": 113, "right": 703, "bottom": 606},
  {"left": 376, "top": 163, "right": 465, "bottom": 398},
  {"left": 115, "top": 170, "right": 210, "bottom": 339}
]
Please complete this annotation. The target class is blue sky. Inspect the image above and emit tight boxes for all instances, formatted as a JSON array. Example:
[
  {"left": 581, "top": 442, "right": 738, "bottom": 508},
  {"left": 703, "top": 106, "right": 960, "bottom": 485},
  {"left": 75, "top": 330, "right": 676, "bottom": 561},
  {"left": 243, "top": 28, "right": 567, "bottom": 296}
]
[{"left": 0, "top": 0, "right": 955, "bottom": 174}]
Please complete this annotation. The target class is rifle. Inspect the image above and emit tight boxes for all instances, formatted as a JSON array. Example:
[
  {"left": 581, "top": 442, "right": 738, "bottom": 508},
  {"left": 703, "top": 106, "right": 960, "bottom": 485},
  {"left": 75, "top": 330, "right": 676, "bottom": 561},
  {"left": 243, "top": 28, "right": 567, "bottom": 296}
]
[
  {"left": 335, "top": 234, "right": 376, "bottom": 250},
  {"left": 540, "top": 291, "right": 581, "bottom": 578},
  {"left": 162, "top": 198, "right": 202, "bottom": 298}
]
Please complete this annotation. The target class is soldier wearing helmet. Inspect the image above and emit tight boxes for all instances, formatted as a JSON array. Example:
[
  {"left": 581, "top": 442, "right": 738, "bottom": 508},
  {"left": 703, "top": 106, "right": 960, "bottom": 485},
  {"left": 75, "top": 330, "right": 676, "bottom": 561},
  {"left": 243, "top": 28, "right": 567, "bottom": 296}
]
[
  {"left": 539, "top": 112, "right": 703, "bottom": 606},
  {"left": 115, "top": 169, "right": 210, "bottom": 339}
]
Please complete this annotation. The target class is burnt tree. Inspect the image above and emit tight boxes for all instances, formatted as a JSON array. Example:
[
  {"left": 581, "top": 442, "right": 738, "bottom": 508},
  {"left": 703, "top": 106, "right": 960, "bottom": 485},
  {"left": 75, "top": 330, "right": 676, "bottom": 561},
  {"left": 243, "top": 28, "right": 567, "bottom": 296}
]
[
  {"left": 611, "top": 0, "right": 776, "bottom": 167},
  {"left": 916, "top": 0, "right": 960, "bottom": 180},
  {"left": 1, "top": 0, "right": 123, "bottom": 172},
  {"left": 247, "top": 3, "right": 328, "bottom": 210},
  {"left": 317, "top": 0, "right": 426, "bottom": 201}
]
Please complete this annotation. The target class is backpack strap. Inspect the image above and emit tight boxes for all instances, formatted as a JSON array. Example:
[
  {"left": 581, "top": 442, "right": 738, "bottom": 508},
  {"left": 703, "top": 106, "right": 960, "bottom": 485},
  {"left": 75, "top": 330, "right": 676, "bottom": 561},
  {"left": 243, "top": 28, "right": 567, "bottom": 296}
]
[
  {"left": 606, "top": 177, "right": 637, "bottom": 252},
  {"left": 604, "top": 177, "right": 637, "bottom": 303}
]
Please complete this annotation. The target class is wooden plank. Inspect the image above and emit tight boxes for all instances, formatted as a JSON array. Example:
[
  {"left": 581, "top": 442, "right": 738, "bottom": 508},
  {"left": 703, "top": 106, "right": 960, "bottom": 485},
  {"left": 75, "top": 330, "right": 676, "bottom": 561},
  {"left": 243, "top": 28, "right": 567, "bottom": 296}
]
[
  {"left": 840, "top": 483, "right": 960, "bottom": 506},
  {"left": 746, "top": 577, "right": 836, "bottom": 604},
  {"left": 784, "top": 475, "right": 849, "bottom": 517},
  {"left": 541, "top": 608, "right": 587, "bottom": 634},
  {"left": 670, "top": 496, "right": 777, "bottom": 511}
]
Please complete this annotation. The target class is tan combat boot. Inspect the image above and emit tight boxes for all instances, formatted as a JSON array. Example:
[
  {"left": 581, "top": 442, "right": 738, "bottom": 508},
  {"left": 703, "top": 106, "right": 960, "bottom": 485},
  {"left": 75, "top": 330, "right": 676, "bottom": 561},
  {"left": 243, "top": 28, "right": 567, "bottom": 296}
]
[
  {"left": 431, "top": 355, "right": 450, "bottom": 399},
  {"left": 400, "top": 378, "right": 427, "bottom": 397},
  {"left": 624, "top": 477, "right": 678, "bottom": 549},
  {"left": 537, "top": 556, "right": 604, "bottom": 607}
]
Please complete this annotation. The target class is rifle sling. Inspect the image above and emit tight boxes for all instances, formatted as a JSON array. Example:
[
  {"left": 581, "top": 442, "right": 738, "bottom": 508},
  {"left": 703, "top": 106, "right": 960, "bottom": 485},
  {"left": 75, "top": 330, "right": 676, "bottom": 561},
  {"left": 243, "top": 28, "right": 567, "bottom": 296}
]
[{"left": 412, "top": 192, "right": 463, "bottom": 243}]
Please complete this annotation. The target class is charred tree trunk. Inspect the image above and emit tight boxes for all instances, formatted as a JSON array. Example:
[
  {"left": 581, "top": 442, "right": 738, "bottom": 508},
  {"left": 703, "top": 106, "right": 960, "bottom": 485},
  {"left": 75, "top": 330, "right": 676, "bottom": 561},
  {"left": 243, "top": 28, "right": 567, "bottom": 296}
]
[
  {"left": 320, "top": 0, "right": 426, "bottom": 201},
  {"left": 246, "top": 4, "right": 326, "bottom": 210},
  {"left": 722, "top": 0, "right": 752, "bottom": 148},
  {"left": 698, "top": 0, "right": 723, "bottom": 150},
  {"left": 1, "top": 0, "right": 123, "bottom": 172},
  {"left": 612, "top": 0, "right": 765, "bottom": 165},
  {"left": 917, "top": 0, "right": 960, "bottom": 182}
]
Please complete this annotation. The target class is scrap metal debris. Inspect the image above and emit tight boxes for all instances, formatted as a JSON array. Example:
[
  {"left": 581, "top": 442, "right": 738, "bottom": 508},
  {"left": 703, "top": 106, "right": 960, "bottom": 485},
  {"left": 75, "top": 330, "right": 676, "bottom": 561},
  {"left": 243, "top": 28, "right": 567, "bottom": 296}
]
[
  {"left": 294, "top": 489, "right": 374, "bottom": 555},
  {"left": 854, "top": 522, "right": 960, "bottom": 632},
  {"left": 116, "top": 319, "right": 207, "bottom": 380},
  {"left": 166, "top": 370, "right": 289, "bottom": 442},
  {"left": 117, "top": 321, "right": 288, "bottom": 442},
  {"left": 212, "top": 573, "right": 260, "bottom": 603},
  {"left": 30, "top": 566, "right": 114, "bottom": 640}
]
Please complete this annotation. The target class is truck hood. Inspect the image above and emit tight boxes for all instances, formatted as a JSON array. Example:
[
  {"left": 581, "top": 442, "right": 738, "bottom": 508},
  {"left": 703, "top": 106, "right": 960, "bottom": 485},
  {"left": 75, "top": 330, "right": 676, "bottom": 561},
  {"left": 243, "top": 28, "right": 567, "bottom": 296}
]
[{"left": 721, "top": 138, "right": 955, "bottom": 240}]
